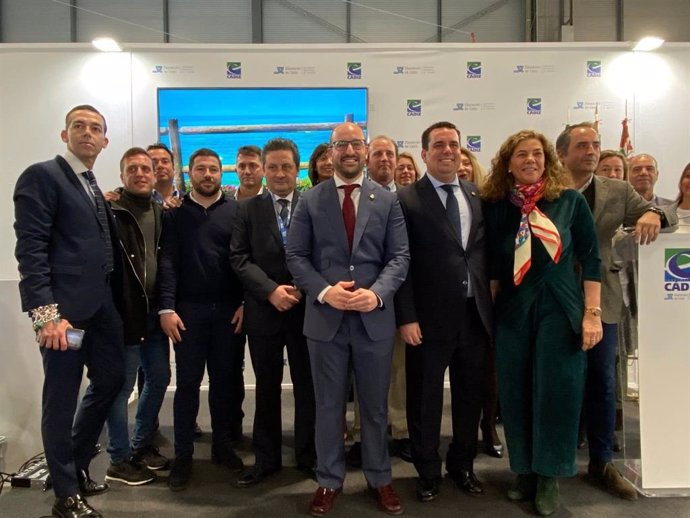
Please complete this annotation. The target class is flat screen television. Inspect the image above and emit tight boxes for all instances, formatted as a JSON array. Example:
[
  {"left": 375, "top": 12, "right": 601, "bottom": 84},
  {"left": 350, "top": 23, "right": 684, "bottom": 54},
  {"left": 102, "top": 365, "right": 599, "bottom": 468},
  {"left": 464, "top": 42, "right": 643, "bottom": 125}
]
[{"left": 157, "top": 87, "right": 368, "bottom": 188}]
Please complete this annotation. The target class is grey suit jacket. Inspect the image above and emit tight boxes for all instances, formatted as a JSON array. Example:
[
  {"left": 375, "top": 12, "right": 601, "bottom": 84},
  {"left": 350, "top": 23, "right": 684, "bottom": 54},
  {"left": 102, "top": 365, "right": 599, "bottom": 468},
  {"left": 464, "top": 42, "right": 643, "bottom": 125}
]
[
  {"left": 592, "top": 175, "right": 677, "bottom": 323},
  {"left": 286, "top": 178, "right": 410, "bottom": 342}
]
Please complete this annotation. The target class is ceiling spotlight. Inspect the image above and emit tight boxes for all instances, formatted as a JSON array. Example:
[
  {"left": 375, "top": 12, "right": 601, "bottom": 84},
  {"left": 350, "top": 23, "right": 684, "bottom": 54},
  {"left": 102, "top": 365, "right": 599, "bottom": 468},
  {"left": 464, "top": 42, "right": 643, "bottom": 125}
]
[
  {"left": 92, "top": 37, "right": 122, "bottom": 52},
  {"left": 633, "top": 36, "right": 664, "bottom": 52}
]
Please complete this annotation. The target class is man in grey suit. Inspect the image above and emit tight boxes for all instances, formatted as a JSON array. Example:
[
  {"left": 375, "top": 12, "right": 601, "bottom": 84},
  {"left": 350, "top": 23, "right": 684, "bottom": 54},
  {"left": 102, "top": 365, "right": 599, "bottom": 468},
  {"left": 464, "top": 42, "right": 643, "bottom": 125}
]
[
  {"left": 287, "top": 122, "right": 410, "bottom": 516},
  {"left": 556, "top": 122, "right": 677, "bottom": 501}
]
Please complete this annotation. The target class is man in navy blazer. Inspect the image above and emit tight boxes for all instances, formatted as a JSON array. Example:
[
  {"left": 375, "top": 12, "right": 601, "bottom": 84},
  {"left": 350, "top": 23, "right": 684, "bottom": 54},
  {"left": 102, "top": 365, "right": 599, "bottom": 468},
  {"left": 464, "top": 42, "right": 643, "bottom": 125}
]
[
  {"left": 287, "top": 122, "right": 410, "bottom": 516},
  {"left": 395, "top": 121, "right": 493, "bottom": 503},
  {"left": 14, "top": 105, "right": 124, "bottom": 518}
]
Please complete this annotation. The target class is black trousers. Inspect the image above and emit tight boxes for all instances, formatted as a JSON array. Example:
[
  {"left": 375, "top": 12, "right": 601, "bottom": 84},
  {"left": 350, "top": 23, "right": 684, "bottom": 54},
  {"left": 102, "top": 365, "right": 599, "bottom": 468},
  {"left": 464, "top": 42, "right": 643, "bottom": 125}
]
[
  {"left": 172, "top": 301, "right": 245, "bottom": 458},
  {"left": 248, "top": 320, "right": 316, "bottom": 470},
  {"left": 405, "top": 299, "right": 488, "bottom": 480},
  {"left": 41, "top": 295, "right": 124, "bottom": 497}
]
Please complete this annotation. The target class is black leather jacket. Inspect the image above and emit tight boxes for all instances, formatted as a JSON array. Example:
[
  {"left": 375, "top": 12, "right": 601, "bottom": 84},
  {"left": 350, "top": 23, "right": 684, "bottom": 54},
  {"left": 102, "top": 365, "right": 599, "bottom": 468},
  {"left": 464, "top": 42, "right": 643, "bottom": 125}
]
[{"left": 110, "top": 195, "right": 163, "bottom": 344}]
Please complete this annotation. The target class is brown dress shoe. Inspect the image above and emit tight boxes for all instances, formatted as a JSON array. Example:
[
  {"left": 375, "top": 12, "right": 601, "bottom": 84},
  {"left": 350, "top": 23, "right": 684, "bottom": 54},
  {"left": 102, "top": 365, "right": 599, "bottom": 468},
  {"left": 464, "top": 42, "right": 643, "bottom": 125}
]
[
  {"left": 310, "top": 486, "right": 342, "bottom": 516},
  {"left": 370, "top": 484, "right": 403, "bottom": 515}
]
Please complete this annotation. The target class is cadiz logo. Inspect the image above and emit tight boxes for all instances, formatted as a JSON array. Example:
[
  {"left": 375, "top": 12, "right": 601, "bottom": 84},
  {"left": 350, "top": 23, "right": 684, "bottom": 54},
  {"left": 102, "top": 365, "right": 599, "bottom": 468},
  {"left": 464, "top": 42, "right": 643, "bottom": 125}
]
[
  {"left": 513, "top": 65, "right": 524, "bottom": 73},
  {"left": 226, "top": 62, "right": 242, "bottom": 79},
  {"left": 467, "top": 61, "right": 481, "bottom": 78},
  {"left": 347, "top": 62, "right": 362, "bottom": 79},
  {"left": 274, "top": 66, "right": 285, "bottom": 74},
  {"left": 406, "top": 99, "right": 422, "bottom": 116},
  {"left": 152, "top": 65, "right": 163, "bottom": 74},
  {"left": 453, "top": 103, "right": 464, "bottom": 111},
  {"left": 664, "top": 248, "right": 690, "bottom": 291},
  {"left": 394, "top": 66, "right": 404, "bottom": 75},
  {"left": 587, "top": 60, "right": 601, "bottom": 77},
  {"left": 467, "top": 136, "right": 481, "bottom": 152},
  {"left": 527, "top": 98, "right": 542, "bottom": 115}
]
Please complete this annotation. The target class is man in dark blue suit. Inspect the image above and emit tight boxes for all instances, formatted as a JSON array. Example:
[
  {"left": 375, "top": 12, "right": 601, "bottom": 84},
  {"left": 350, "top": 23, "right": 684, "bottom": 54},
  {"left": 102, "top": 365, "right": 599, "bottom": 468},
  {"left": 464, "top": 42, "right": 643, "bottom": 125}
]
[
  {"left": 287, "top": 122, "right": 410, "bottom": 516},
  {"left": 14, "top": 105, "right": 125, "bottom": 518}
]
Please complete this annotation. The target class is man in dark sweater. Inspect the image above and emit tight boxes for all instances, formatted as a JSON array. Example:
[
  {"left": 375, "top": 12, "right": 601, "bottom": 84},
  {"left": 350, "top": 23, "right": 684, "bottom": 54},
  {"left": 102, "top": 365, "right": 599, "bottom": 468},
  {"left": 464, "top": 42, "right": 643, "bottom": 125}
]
[
  {"left": 104, "top": 148, "right": 170, "bottom": 486},
  {"left": 158, "top": 148, "right": 245, "bottom": 491}
]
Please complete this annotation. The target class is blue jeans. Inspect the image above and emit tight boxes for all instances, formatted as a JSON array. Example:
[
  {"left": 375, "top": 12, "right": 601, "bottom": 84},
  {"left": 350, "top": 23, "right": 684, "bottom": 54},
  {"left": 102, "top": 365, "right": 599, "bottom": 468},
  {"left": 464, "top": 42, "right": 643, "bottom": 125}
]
[
  {"left": 106, "top": 313, "right": 171, "bottom": 464},
  {"left": 586, "top": 322, "right": 618, "bottom": 464}
]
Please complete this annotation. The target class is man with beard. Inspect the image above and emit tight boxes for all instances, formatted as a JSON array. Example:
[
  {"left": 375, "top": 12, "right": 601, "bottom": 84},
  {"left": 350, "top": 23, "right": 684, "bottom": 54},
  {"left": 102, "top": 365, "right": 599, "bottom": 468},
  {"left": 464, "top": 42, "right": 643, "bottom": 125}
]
[
  {"left": 348, "top": 136, "right": 413, "bottom": 466},
  {"left": 287, "top": 123, "right": 410, "bottom": 516},
  {"left": 157, "top": 148, "right": 245, "bottom": 492}
]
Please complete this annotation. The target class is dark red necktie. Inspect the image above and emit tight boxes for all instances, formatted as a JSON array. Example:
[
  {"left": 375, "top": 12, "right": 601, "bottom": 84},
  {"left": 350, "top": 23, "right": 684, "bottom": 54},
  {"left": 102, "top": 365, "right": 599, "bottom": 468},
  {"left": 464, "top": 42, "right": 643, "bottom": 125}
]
[{"left": 339, "top": 184, "right": 359, "bottom": 251}]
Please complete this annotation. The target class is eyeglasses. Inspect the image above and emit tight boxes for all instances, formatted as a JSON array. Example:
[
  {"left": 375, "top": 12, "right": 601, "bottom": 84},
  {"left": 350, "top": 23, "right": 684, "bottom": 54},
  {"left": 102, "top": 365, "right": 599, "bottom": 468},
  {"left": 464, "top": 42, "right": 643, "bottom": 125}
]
[{"left": 331, "top": 139, "right": 367, "bottom": 151}]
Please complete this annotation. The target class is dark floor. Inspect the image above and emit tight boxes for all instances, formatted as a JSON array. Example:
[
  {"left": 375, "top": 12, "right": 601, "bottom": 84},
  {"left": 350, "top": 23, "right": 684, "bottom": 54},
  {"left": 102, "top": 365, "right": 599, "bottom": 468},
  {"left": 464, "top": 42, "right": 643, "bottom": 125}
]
[{"left": 1, "top": 390, "right": 688, "bottom": 518}]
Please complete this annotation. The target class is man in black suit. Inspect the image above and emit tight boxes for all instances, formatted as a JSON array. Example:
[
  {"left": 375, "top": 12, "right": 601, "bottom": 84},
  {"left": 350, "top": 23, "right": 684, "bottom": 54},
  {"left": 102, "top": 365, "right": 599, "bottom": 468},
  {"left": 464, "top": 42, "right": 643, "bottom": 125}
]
[
  {"left": 14, "top": 105, "right": 124, "bottom": 518},
  {"left": 395, "top": 121, "right": 493, "bottom": 502},
  {"left": 230, "top": 138, "right": 316, "bottom": 487}
]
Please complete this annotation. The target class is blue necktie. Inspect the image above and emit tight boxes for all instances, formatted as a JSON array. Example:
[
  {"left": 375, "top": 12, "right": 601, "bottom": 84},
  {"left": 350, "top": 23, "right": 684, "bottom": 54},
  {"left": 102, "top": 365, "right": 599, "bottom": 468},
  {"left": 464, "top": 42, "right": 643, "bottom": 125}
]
[
  {"left": 277, "top": 198, "right": 289, "bottom": 227},
  {"left": 441, "top": 184, "right": 463, "bottom": 244},
  {"left": 83, "top": 170, "right": 114, "bottom": 274}
]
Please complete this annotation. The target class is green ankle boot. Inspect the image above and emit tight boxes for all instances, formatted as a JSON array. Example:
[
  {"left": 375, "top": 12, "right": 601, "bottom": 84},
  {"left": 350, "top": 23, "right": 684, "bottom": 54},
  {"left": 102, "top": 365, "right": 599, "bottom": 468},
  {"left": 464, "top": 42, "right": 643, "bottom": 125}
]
[
  {"left": 507, "top": 473, "right": 537, "bottom": 501},
  {"left": 534, "top": 476, "right": 559, "bottom": 516}
]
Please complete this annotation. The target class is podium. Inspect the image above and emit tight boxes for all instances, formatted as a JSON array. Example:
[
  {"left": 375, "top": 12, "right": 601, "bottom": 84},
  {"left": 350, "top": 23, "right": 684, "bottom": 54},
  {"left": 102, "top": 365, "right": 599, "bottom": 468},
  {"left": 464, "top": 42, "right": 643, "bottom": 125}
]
[{"left": 616, "top": 233, "right": 690, "bottom": 497}]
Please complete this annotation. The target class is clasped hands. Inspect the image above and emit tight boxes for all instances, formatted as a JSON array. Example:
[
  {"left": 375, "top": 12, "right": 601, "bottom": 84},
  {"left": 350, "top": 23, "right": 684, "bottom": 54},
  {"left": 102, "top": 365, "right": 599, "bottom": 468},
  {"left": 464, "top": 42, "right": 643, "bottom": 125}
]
[
  {"left": 268, "top": 285, "right": 302, "bottom": 312},
  {"left": 323, "top": 280, "right": 378, "bottom": 312}
]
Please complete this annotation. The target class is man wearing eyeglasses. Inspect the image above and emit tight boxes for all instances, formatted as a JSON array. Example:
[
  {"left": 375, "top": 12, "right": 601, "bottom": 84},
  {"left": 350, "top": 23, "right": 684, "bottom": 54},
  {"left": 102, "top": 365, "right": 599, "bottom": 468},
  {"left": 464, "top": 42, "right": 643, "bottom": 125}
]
[{"left": 287, "top": 122, "right": 410, "bottom": 516}]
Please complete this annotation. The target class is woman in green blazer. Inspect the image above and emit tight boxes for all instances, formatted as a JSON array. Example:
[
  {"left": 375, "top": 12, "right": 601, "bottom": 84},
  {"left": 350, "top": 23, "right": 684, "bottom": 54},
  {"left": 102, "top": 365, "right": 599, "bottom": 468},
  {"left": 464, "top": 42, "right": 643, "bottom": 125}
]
[{"left": 481, "top": 130, "right": 602, "bottom": 516}]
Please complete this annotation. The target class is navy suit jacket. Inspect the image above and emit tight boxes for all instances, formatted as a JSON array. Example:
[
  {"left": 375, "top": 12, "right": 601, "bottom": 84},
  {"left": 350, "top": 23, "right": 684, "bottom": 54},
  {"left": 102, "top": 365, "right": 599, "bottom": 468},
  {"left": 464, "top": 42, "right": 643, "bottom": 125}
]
[
  {"left": 14, "top": 155, "right": 120, "bottom": 321},
  {"left": 395, "top": 175, "right": 493, "bottom": 340},
  {"left": 230, "top": 190, "right": 305, "bottom": 337},
  {"left": 286, "top": 178, "right": 410, "bottom": 343}
]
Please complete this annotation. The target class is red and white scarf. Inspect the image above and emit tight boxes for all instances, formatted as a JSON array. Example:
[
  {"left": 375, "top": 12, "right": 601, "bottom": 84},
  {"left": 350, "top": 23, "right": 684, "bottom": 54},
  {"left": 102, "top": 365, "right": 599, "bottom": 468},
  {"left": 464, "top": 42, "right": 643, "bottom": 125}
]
[{"left": 508, "top": 179, "right": 562, "bottom": 285}]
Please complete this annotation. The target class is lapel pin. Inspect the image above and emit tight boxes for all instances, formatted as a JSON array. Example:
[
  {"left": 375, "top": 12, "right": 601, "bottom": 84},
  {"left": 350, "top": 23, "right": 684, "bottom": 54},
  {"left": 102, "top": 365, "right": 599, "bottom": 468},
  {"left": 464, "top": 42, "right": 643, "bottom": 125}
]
[
  {"left": 369, "top": 193, "right": 375, "bottom": 200},
  {"left": 471, "top": 191, "right": 477, "bottom": 196}
]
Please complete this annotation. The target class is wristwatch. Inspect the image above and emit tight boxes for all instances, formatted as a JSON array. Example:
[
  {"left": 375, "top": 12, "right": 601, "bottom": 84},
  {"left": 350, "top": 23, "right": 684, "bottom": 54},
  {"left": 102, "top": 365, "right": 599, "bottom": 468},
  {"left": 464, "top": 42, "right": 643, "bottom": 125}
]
[
  {"left": 585, "top": 306, "right": 602, "bottom": 317},
  {"left": 645, "top": 206, "right": 666, "bottom": 223}
]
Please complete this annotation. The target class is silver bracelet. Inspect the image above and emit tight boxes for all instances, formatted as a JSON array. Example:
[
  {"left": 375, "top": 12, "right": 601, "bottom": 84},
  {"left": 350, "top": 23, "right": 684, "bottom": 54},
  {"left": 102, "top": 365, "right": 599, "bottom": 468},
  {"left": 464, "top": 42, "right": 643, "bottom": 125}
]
[{"left": 30, "top": 304, "right": 61, "bottom": 332}]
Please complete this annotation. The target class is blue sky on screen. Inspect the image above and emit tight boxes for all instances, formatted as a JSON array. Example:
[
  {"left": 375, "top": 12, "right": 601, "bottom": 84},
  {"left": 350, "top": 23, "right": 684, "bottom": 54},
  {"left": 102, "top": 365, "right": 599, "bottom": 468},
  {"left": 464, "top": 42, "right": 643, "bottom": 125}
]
[{"left": 157, "top": 88, "right": 368, "bottom": 185}]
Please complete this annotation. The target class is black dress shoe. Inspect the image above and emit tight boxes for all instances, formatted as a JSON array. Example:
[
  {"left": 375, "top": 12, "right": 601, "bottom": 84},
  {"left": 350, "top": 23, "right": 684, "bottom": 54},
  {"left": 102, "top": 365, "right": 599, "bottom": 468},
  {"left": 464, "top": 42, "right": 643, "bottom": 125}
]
[
  {"left": 78, "top": 470, "right": 109, "bottom": 496},
  {"left": 235, "top": 465, "right": 279, "bottom": 488},
  {"left": 415, "top": 477, "right": 441, "bottom": 502},
  {"left": 52, "top": 495, "right": 102, "bottom": 518},
  {"left": 390, "top": 438, "right": 414, "bottom": 463},
  {"left": 484, "top": 442, "right": 504, "bottom": 459},
  {"left": 345, "top": 442, "right": 362, "bottom": 468},
  {"left": 450, "top": 470, "right": 484, "bottom": 496}
]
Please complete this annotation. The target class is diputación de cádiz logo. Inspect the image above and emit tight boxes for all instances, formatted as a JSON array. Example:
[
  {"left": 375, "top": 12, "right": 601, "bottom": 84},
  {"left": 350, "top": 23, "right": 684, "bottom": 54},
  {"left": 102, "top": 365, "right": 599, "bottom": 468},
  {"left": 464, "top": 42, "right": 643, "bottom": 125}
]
[
  {"left": 226, "top": 62, "right": 242, "bottom": 79},
  {"left": 527, "top": 98, "right": 542, "bottom": 115},
  {"left": 664, "top": 248, "right": 690, "bottom": 293},
  {"left": 586, "top": 60, "right": 601, "bottom": 77},
  {"left": 467, "top": 61, "right": 481, "bottom": 78},
  {"left": 406, "top": 99, "right": 422, "bottom": 116},
  {"left": 347, "top": 62, "right": 362, "bottom": 79}
]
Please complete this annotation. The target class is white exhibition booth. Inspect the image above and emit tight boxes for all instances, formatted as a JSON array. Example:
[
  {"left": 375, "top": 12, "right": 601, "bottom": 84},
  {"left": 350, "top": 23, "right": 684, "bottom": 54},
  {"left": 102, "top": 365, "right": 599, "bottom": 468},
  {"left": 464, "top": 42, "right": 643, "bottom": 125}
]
[{"left": 1, "top": 42, "right": 688, "bottom": 480}]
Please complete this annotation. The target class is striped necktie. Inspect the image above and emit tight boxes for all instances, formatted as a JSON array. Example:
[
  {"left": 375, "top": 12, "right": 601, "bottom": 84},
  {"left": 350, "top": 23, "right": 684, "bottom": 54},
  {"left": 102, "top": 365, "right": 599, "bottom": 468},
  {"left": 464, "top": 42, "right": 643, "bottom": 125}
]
[{"left": 83, "top": 170, "right": 114, "bottom": 274}]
